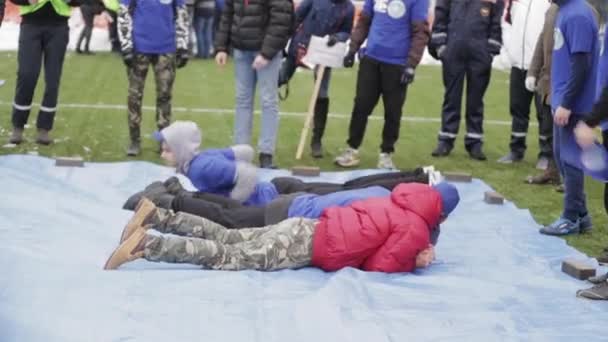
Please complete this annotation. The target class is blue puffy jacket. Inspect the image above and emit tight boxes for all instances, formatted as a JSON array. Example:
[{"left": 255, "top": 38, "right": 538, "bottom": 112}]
[
  {"left": 287, "top": 0, "right": 355, "bottom": 56},
  {"left": 287, "top": 186, "right": 391, "bottom": 218}
]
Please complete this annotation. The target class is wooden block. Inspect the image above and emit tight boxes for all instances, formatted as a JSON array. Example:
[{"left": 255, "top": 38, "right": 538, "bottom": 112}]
[
  {"left": 444, "top": 172, "right": 473, "bottom": 183},
  {"left": 562, "top": 259, "right": 596, "bottom": 280},
  {"left": 291, "top": 166, "right": 321, "bottom": 177},
  {"left": 55, "top": 157, "right": 84, "bottom": 167},
  {"left": 484, "top": 191, "right": 504, "bottom": 205}
]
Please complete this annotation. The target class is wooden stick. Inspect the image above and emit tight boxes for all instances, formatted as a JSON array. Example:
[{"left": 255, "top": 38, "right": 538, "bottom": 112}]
[{"left": 295, "top": 66, "right": 326, "bottom": 160}]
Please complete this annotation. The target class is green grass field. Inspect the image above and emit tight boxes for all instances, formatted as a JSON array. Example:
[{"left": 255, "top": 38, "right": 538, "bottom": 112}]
[{"left": 0, "top": 51, "right": 606, "bottom": 256}]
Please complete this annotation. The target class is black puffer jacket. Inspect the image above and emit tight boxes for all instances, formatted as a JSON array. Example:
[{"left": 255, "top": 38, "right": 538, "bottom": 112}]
[{"left": 214, "top": 0, "right": 294, "bottom": 59}]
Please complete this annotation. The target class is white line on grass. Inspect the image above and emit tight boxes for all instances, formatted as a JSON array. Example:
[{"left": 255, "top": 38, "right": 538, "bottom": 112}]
[{"left": 0, "top": 101, "right": 533, "bottom": 127}]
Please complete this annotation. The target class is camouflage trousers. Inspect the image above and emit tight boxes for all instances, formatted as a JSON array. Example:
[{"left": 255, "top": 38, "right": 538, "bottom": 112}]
[
  {"left": 144, "top": 211, "right": 317, "bottom": 271},
  {"left": 127, "top": 53, "right": 176, "bottom": 142}
]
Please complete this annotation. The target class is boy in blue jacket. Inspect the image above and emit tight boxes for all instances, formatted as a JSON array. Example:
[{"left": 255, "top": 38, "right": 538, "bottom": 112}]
[
  {"left": 118, "top": 0, "right": 190, "bottom": 156},
  {"left": 278, "top": 0, "right": 355, "bottom": 158},
  {"left": 539, "top": 0, "right": 599, "bottom": 236},
  {"left": 141, "top": 120, "right": 435, "bottom": 207}
]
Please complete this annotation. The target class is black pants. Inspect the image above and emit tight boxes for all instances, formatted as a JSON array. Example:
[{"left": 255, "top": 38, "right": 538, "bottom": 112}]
[
  {"left": 108, "top": 11, "right": 120, "bottom": 52},
  {"left": 347, "top": 57, "right": 408, "bottom": 154},
  {"left": 271, "top": 168, "right": 428, "bottom": 195},
  {"left": 12, "top": 23, "right": 69, "bottom": 131},
  {"left": 438, "top": 43, "right": 492, "bottom": 150},
  {"left": 508, "top": 67, "right": 554, "bottom": 158},
  {"left": 172, "top": 192, "right": 266, "bottom": 229},
  {"left": 172, "top": 169, "right": 429, "bottom": 228},
  {"left": 77, "top": 7, "right": 95, "bottom": 52}
]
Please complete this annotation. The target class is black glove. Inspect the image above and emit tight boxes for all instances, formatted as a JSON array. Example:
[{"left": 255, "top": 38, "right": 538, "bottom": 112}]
[
  {"left": 343, "top": 52, "right": 355, "bottom": 68},
  {"left": 122, "top": 50, "right": 134, "bottom": 68},
  {"left": 176, "top": 49, "right": 189, "bottom": 69},
  {"left": 327, "top": 34, "right": 339, "bottom": 47},
  {"left": 400, "top": 67, "right": 415, "bottom": 85}
]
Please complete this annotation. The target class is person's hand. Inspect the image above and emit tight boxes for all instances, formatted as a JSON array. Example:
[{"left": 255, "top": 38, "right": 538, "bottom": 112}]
[
  {"left": 326, "top": 34, "right": 338, "bottom": 47},
  {"left": 400, "top": 67, "right": 415, "bottom": 85},
  {"left": 554, "top": 106, "right": 572, "bottom": 127},
  {"left": 176, "top": 49, "right": 189, "bottom": 69},
  {"left": 525, "top": 76, "right": 536, "bottom": 92},
  {"left": 574, "top": 121, "right": 596, "bottom": 148},
  {"left": 415, "top": 246, "right": 435, "bottom": 268},
  {"left": 122, "top": 49, "right": 134, "bottom": 68},
  {"left": 343, "top": 52, "right": 355, "bottom": 68},
  {"left": 252, "top": 54, "right": 269, "bottom": 70},
  {"left": 215, "top": 51, "right": 228, "bottom": 67},
  {"left": 437, "top": 45, "right": 446, "bottom": 59}
]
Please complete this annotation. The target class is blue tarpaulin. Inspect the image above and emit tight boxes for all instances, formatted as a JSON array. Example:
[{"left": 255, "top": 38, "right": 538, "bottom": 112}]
[{"left": 1, "top": 155, "right": 606, "bottom": 342}]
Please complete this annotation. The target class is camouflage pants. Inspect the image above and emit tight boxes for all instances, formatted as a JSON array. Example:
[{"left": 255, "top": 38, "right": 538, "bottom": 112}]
[
  {"left": 127, "top": 53, "right": 176, "bottom": 141},
  {"left": 145, "top": 212, "right": 317, "bottom": 271}
]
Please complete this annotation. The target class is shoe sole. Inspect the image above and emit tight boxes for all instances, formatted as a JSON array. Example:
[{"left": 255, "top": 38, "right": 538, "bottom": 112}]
[
  {"left": 120, "top": 198, "right": 156, "bottom": 243},
  {"left": 104, "top": 228, "right": 146, "bottom": 270}
]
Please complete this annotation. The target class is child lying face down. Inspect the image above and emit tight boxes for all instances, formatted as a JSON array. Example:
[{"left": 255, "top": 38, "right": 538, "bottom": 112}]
[
  {"left": 148, "top": 121, "right": 436, "bottom": 208},
  {"left": 104, "top": 182, "right": 459, "bottom": 273}
]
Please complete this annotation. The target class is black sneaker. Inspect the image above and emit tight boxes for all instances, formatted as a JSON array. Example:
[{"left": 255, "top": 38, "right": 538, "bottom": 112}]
[
  {"left": 164, "top": 176, "right": 186, "bottom": 196},
  {"left": 310, "top": 142, "right": 323, "bottom": 159},
  {"left": 431, "top": 143, "right": 452, "bottom": 157},
  {"left": 468, "top": 146, "right": 487, "bottom": 161},
  {"left": 259, "top": 153, "right": 277, "bottom": 169}
]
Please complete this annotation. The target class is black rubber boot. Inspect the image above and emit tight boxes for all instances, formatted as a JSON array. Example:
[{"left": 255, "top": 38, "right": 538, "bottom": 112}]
[
  {"left": 127, "top": 126, "right": 141, "bottom": 157},
  {"left": 259, "top": 153, "right": 277, "bottom": 169},
  {"left": 310, "top": 98, "right": 329, "bottom": 159}
]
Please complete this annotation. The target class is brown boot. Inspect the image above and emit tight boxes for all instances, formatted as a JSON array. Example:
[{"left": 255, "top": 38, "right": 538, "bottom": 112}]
[
  {"left": 9, "top": 128, "right": 24, "bottom": 144},
  {"left": 525, "top": 159, "right": 560, "bottom": 185},
  {"left": 36, "top": 129, "right": 53, "bottom": 145},
  {"left": 104, "top": 227, "right": 148, "bottom": 270},
  {"left": 119, "top": 198, "right": 158, "bottom": 243}
]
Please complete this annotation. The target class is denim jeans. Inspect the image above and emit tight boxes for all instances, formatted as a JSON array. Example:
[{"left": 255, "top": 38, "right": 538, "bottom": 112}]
[
  {"left": 553, "top": 116, "right": 588, "bottom": 221},
  {"left": 233, "top": 49, "right": 281, "bottom": 154},
  {"left": 194, "top": 15, "right": 214, "bottom": 58}
]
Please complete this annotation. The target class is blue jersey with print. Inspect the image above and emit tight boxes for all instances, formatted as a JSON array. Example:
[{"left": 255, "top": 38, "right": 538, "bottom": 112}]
[
  {"left": 550, "top": 0, "right": 599, "bottom": 114},
  {"left": 362, "top": 0, "right": 429, "bottom": 66},
  {"left": 121, "top": 0, "right": 185, "bottom": 54}
]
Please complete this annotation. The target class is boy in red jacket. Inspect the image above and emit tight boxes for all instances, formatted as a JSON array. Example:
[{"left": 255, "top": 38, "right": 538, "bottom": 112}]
[{"left": 104, "top": 182, "right": 459, "bottom": 273}]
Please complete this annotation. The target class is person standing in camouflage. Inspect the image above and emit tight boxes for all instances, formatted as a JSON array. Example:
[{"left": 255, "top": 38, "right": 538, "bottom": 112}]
[{"left": 117, "top": 0, "right": 190, "bottom": 156}]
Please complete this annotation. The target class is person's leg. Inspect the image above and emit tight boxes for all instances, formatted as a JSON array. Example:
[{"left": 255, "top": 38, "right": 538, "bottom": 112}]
[
  {"left": 463, "top": 51, "right": 492, "bottom": 155},
  {"left": 505, "top": 67, "right": 533, "bottom": 160},
  {"left": 604, "top": 130, "right": 608, "bottom": 215},
  {"left": 271, "top": 177, "right": 342, "bottom": 195},
  {"left": 170, "top": 194, "right": 266, "bottom": 228},
  {"left": 193, "top": 15, "right": 205, "bottom": 58},
  {"left": 379, "top": 62, "right": 408, "bottom": 155},
  {"left": 11, "top": 23, "right": 43, "bottom": 140},
  {"left": 83, "top": 11, "right": 95, "bottom": 52},
  {"left": 233, "top": 49, "right": 256, "bottom": 146},
  {"left": 346, "top": 57, "right": 381, "bottom": 150},
  {"left": 537, "top": 93, "right": 555, "bottom": 161},
  {"left": 191, "top": 191, "right": 245, "bottom": 208},
  {"left": 256, "top": 51, "right": 282, "bottom": 156},
  {"left": 36, "top": 23, "right": 69, "bottom": 139},
  {"left": 435, "top": 51, "right": 466, "bottom": 152},
  {"left": 310, "top": 67, "right": 332, "bottom": 157},
  {"left": 152, "top": 54, "right": 176, "bottom": 131},
  {"left": 126, "top": 54, "right": 150, "bottom": 153},
  {"left": 144, "top": 218, "right": 316, "bottom": 270},
  {"left": 203, "top": 16, "right": 214, "bottom": 58}
]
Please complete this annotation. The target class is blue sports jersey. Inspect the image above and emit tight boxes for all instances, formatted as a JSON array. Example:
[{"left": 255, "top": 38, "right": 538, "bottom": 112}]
[
  {"left": 361, "top": 0, "right": 429, "bottom": 65},
  {"left": 550, "top": 0, "right": 599, "bottom": 114},
  {"left": 121, "top": 0, "right": 185, "bottom": 54}
]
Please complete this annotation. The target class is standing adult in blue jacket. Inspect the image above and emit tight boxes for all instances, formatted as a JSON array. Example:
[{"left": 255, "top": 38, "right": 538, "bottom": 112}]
[
  {"left": 278, "top": 0, "right": 354, "bottom": 158},
  {"left": 539, "top": 0, "right": 598, "bottom": 236},
  {"left": 429, "top": 0, "right": 505, "bottom": 161},
  {"left": 117, "top": 0, "right": 190, "bottom": 156},
  {"left": 334, "top": 0, "right": 431, "bottom": 170}
]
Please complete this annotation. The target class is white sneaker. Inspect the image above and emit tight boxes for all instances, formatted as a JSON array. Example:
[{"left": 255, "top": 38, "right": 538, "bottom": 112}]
[
  {"left": 377, "top": 153, "right": 397, "bottom": 170},
  {"left": 429, "top": 171, "right": 444, "bottom": 185},
  {"left": 335, "top": 147, "right": 360, "bottom": 168}
]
